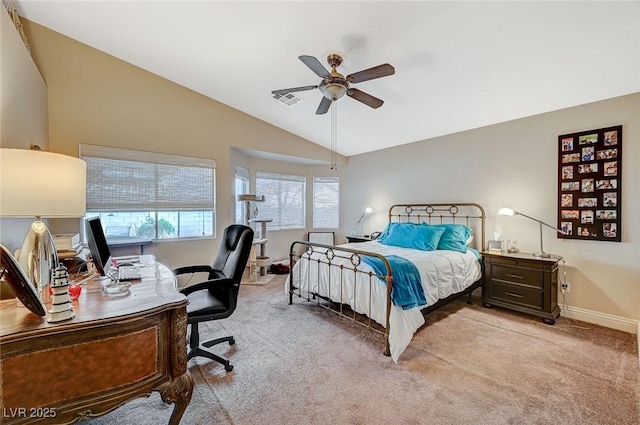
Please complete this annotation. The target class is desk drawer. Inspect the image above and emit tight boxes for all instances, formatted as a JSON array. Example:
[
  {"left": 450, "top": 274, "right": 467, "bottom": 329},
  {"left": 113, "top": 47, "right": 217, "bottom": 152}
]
[
  {"left": 489, "top": 281, "right": 543, "bottom": 310},
  {"left": 491, "top": 264, "right": 544, "bottom": 288}
]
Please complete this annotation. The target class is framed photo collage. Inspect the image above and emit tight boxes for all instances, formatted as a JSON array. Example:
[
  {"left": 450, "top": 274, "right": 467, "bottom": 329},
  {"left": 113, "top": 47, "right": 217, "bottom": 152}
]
[{"left": 557, "top": 125, "right": 621, "bottom": 242}]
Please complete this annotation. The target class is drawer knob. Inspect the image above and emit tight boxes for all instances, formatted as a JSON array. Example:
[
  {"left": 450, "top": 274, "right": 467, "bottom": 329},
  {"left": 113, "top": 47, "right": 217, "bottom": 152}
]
[
  {"left": 505, "top": 291, "right": 524, "bottom": 298},
  {"left": 506, "top": 273, "right": 525, "bottom": 279}
]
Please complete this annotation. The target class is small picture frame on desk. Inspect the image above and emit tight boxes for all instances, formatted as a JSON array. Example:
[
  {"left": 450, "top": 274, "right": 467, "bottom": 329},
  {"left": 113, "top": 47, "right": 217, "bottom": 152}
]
[{"left": 487, "top": 240, "right": 503, "bottom": 252}]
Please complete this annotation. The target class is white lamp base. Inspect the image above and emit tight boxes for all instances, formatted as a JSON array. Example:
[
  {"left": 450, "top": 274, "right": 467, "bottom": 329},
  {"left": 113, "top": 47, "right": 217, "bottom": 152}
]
[{"left": 18, "top": 218, "right": 58, "bottom": 304}]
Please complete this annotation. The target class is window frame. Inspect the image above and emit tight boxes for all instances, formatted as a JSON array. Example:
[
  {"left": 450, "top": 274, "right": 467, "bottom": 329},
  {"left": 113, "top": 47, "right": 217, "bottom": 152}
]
[
  {"left": 312, "top": 175, "right": 340, "bottom": 229},
  {"left": 255, "top": 171, "right": 306, "bottom": 231},
  {"left": 80, "top": 144, "right": 216, "bottom": 241},
  {"left": 235, "top": 166, "right": 250, "bottom": 225}
]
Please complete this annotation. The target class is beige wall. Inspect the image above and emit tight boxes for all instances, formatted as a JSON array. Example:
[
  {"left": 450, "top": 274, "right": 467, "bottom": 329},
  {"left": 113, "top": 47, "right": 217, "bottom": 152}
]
[
  {"left": 0, "top": 8, "right": 49, "bottom": 249},
  {"left": 21, "top": 19, "right": 340, "bottom": 269},
  {"left": 343, "top": 93, "right": 639, "bottom": 325},
  {"left": 0, "top": 9, "right": 48, "bottom": 149}
]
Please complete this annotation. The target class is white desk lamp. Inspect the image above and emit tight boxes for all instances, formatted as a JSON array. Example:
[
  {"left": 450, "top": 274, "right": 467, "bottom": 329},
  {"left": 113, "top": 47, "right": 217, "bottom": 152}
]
[
  {"left": 0, "top": 148, "right": 86, "bottom": 303},
  {"left": 498, "top": 207, "right": 567, "bottom": 258}
]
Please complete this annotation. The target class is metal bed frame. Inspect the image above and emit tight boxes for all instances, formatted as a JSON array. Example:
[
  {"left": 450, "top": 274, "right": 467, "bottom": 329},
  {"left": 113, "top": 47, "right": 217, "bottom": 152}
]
[{"left": 288, "top": 203, "right": 486, "bottom": 357}]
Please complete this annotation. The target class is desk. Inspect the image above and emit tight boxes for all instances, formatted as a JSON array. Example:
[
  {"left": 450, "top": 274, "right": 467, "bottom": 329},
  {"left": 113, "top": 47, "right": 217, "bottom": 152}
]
[{"left": 0, "top": 256, "right": 193, "bottom": 425}]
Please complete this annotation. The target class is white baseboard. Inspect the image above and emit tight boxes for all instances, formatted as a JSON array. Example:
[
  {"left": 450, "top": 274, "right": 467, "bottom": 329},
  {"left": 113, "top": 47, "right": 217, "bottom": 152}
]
[
  {"left": 559, "top": 304, "right": 638, "bottom": 334},
  {"left": 561, "top": 304, "right": 640, "bottom": 368}
]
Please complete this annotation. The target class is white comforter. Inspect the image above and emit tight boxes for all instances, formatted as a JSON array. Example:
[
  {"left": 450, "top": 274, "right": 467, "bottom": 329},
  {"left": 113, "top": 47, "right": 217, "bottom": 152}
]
[{"left": 286, "top": 240, "right": 482, "bottom": 362}]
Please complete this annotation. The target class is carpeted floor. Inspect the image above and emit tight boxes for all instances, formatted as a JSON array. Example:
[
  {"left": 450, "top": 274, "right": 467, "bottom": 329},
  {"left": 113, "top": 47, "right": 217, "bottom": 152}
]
[{"left": 90, "top": 275, "right": 639, "bottom": 425}]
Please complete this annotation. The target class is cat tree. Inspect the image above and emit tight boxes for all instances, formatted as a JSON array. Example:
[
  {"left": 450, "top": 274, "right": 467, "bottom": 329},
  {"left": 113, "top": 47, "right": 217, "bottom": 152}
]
[{"left": 238, "top": 194, "right": 272, "bottom": 283}]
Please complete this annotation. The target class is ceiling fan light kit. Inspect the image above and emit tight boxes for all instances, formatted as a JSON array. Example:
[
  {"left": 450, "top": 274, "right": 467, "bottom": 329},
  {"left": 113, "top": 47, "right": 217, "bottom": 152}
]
[
  {"left": 271, "top": 52, "right": 395, "bottom": 170},
  {"left": 320, "top": 79, "right": 347, "bottom": 101},
  {"left": 271, "top": 53, "right": 395, "bottom": 115}
]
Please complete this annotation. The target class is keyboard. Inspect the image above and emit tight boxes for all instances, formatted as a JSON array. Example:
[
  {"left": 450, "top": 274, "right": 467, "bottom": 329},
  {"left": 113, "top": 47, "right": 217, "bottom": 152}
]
[{"left": 117, "top": 265, "right": 142, "bottom": 281}]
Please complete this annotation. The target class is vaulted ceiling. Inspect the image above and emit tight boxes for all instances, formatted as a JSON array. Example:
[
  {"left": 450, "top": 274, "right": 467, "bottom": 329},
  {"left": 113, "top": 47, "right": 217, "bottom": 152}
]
[{"left": 14, "top": 1, "right": 640, "bottom": 156}]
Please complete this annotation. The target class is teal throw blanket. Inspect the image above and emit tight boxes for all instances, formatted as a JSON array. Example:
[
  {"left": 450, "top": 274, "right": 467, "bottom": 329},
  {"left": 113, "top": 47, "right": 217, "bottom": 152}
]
[{"left": 362, "top": 255, "right": 426, "bottom": 310}]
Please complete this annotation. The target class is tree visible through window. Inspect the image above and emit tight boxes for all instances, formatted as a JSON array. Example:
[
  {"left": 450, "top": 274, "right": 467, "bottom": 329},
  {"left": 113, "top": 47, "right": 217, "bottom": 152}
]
[
  {"left": 80, "top": 144, "right": 216, "bottom": 240},
  {"left": 255, "top": 172, "right": 305, "bottom": 230}
]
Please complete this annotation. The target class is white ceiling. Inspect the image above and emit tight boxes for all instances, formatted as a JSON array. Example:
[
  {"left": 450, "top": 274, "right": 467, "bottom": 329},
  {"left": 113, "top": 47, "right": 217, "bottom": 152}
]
[{"left": 14, "top": 1, "right": 640, "bottom": 157}]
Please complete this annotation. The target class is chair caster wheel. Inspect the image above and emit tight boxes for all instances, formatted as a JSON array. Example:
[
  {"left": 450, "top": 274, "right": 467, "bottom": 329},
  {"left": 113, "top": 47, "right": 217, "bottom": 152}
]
[{"left": 225, "top": 364, "right": 234, "bottom": 372}]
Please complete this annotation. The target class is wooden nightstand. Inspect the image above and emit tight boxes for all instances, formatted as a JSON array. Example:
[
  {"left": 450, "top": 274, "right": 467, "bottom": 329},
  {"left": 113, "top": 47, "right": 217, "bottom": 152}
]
[
  {"left": 482, "top": 251, "right": 561, "bottom": 324},
  {"left": 346, "top": 235, "right": 372, "bottom": 243}
]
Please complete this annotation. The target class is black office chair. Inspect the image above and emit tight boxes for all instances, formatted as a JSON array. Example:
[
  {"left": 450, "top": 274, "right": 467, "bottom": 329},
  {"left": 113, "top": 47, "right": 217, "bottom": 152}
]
[{"left": 173, "top": 224, "right": 254, "bottom": 372}]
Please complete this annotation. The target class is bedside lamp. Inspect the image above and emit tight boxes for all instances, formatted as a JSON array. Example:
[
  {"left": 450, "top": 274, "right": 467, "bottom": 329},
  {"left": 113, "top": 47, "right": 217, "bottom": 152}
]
[
  {"left": 498, "top": 207, "right": 567, "bottom": 258},
  {"left": 357, "top": 207, "right": 373, "bottom": 236},
  {"left": 0, "top": 148, "right": 86, "bottom": 303}
]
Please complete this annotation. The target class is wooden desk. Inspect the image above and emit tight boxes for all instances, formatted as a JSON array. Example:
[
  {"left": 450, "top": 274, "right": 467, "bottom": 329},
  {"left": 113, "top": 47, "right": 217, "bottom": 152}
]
[{"left": 0, "top": 257, "right": 193, "bottom": 424}]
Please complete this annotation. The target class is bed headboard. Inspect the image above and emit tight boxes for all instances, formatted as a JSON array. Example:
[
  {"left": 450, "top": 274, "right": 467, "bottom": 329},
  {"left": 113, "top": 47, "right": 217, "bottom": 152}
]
[{"left": 388, "top": 203, "right": 486, "bottom": 252}]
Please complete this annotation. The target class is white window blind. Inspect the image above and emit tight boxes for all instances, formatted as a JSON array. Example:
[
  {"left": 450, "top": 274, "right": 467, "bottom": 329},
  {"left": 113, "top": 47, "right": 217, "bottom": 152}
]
[
  {"left": 313, "top": 176, "right": 339, "bottom": 229},
  {"left": 80, "top": 144, "right": 215, "bottom": 212},
  {"left": 235, "top": 166, "right": 250, "bottom": 224},
  {"left": 256, "top": 171, "right": 305, "bottom": 230}
]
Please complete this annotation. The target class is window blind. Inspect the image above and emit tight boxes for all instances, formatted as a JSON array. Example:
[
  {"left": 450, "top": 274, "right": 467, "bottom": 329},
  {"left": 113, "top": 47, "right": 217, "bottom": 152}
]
[
  {"left": 80, "top": 144, "right": 215, "bottom": 212},
  {"left": 313, "top": 176, "right": 339, "bottom": 229},
  {"left": 256, "top": 171, "right": 305, "bottom": 230}
]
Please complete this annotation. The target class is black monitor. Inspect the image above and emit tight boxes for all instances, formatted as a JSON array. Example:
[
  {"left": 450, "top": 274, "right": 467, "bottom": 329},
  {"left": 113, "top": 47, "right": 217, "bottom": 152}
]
[{"left": 85, "top": 217, "right": 112, "bottom": 276}]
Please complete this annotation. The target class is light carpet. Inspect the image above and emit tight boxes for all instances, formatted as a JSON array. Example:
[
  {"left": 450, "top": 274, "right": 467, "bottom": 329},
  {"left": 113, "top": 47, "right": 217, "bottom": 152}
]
[{"left": 90, "top": 275, "right": 639, "bottom": 425}]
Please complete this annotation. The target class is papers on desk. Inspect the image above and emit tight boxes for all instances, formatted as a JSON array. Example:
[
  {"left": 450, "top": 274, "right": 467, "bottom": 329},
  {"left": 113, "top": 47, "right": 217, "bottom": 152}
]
[{"left": 53, "top": 233, "right": 80, "bottom": 250}]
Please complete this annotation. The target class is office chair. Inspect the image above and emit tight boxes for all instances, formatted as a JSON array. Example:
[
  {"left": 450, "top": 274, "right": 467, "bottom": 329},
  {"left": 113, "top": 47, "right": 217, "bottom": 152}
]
[{"left": 173, "top": 224, "right": 254, "bottom": 372}]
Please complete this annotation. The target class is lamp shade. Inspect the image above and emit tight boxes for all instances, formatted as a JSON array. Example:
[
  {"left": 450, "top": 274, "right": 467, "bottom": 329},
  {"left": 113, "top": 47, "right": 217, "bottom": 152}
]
[
  {"left": 0, "top": 149, "right": 86, "bottom": 217},
  {"left": 498, "top": 207, "right": 516, "bottom": 216},
  {"left": 357, "top": 207, "right": 373, "bottom": 224}
]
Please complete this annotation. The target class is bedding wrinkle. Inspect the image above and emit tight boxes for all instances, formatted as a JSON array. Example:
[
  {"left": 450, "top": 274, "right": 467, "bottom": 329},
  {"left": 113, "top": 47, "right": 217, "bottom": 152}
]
[{"left": 362, "top": 255, "right": 426, "bottom": 310}]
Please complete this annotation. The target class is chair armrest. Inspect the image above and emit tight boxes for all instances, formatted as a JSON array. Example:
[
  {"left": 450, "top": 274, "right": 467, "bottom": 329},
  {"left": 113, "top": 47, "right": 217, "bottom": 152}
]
[
  {"left": 179, "top": 277, "right": 233, "bottom": 296},
  {"left": 172, "top": 265, "right": 212, "bottom": 276}
]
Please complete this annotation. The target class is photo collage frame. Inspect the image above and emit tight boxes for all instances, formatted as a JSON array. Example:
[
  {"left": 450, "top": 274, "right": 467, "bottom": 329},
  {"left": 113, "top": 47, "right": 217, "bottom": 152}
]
[{"left": 557, "top": 125, "right": 622, "bottom": 242}]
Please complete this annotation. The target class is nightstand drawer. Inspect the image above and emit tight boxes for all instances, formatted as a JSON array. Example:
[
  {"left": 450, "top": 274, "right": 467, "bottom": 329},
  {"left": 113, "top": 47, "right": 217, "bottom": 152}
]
[
  {"left": 491, "top": 264, "right": 544, "bottom": 288},
  {"left": 489, "top": 281, "right": 543, "bottom": 310}
]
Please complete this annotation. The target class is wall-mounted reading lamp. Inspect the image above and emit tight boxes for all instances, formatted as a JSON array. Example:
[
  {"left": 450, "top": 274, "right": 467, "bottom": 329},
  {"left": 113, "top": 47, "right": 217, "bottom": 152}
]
[{"left": 498, "top": 207, "right": 567, "bottom": 258}]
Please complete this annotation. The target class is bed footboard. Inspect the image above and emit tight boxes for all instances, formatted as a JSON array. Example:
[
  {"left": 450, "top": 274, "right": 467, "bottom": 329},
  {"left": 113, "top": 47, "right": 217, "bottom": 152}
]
[
  {"left": 287, "top": 203, "right": 486, "bottom": 360},
  {"left": 288, "top": 241, "right": 393, "bottom": 356}
]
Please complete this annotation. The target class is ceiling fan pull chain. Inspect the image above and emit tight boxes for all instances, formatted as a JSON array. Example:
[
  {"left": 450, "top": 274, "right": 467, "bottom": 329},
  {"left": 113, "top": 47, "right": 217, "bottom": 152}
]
[{"left": 331, "top": 101, "right": 337, "bottom": 170}]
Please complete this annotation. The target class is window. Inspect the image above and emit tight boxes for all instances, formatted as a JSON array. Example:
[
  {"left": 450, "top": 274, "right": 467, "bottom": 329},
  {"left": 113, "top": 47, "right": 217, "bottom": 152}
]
[
  {"left": 255, "top": 172, "right": 305, "bottom": 230},
  {"left": 80, "top": 144, "right": 216, "bottom": 240},
  {"left": 235, "top": 166, "right": 249, "bottom": 224},
  {"left": 313, "top": 176, "right": 339, "bottom": 228}
]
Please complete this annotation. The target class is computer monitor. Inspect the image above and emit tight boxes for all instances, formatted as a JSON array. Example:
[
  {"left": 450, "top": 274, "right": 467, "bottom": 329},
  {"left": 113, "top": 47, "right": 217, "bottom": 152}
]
[{"left": 85, "top": 217, "right": 112, "bottom": 276}]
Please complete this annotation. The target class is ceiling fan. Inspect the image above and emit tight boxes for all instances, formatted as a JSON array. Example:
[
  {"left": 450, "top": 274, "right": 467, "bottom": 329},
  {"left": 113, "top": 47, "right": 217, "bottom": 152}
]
[{"left": 272, "top": 54, "right": 395, "bottom": 115}]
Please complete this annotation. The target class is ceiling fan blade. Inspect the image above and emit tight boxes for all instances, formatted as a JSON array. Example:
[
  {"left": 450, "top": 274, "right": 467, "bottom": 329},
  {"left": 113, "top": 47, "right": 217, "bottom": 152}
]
[
  {"left": 346, "top": 63, "right": 395, "bottom": 84},
  {"left": 271, "top": 85, "right": 318, "bottom": 95},
  {"left": 299, "top": 55, "right": 330, "bottom": 78},
  {"left": 347, "top": 88, "right": 384, "bottom": 109},
  {"left": 315, "top": 96, "right": 332, "bottom": 115}
]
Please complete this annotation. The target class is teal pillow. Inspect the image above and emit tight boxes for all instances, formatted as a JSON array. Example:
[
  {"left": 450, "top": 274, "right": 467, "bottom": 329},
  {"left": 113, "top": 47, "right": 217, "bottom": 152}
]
[
  {"left": 378, "top": 222, "right": 421, "bottom": 244},
  {"left": 431, "top": 224, "right": 471, "bottom": 253},
  {"left": 379, "top": 222, "right": 445, "bottom": 251},
  {"left": 377, "top": 222, "right": 398, "bottom": 242}
]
